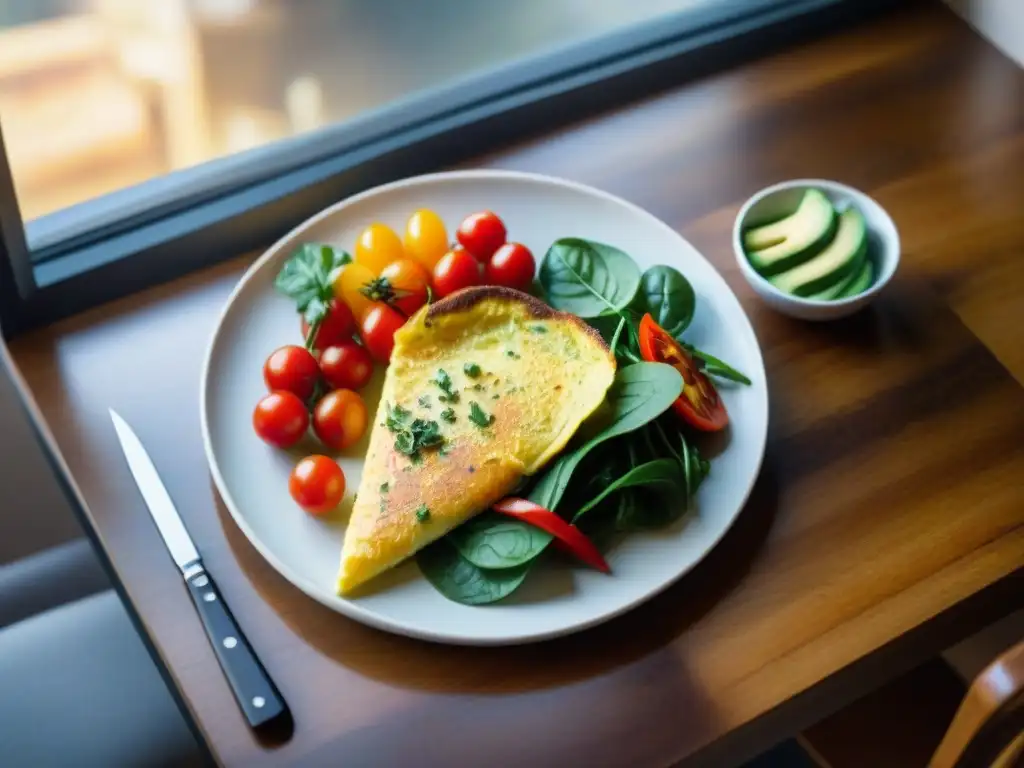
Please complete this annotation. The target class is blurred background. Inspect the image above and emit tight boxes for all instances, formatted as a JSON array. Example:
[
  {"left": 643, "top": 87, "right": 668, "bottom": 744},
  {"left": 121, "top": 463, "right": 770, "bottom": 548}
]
[{"left": 0, "top": 0, "right": 710, "bottom": 222}]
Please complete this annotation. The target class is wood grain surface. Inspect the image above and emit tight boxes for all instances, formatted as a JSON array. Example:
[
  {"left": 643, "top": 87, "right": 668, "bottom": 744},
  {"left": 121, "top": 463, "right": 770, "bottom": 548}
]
[{"left": 8, "top": 3, "right": 1024, "bottom": 766}]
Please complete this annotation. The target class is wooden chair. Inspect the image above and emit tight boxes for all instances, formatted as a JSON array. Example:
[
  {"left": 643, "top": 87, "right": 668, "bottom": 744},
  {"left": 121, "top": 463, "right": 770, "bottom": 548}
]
[
  {"left": 799, "top": 639, "right": 1024, "bottom": 767},
  {"left": 930, "top": 640, "right": 1024, "bottom": 768}
]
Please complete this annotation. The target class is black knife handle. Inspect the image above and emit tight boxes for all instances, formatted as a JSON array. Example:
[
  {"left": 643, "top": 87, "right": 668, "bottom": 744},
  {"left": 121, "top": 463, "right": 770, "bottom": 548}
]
[{"left": 184, "top": 567, "right": 287, "bottom": 729}]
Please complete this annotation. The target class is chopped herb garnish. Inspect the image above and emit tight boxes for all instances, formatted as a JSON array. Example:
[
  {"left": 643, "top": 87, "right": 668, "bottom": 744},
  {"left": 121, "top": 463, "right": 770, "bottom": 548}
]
[
  {"left": 417, "top": 395, "right": 432, "bottom": 409},
  {"left": 433, "top": 368, "right": 459, "bottom": 403},
  {"left": 415, "top": 504, "right": 431, "bottom": 523},
  {"left": 440, "top": 407, "right": 456, "bottom": 423},
  {"left": 379, "top": 481, "right": 389, "bottom": 494},
  {"left": 529, "top": 325, "right": 548, "bottom": 334},
  {"left": 469, "top": 401, "right": 494, "bottom": 428},
  {"left": 394, "top": 431, "right": 415, "bottom": 455},
  {"left": 412, "top": 419, "right": 442, "bottom": 447},
  {"left": 505, "top": 349, "right": 520, "bottom": 359},
  {"left": 491, "top": 393, "right": 500, "bottom": 400},
  {"left": 391, "top": 412, "right": 444, "bottom": 460},
  {"left": 384, "top": 403, "right": 411, "bottom": 432},
  {"left": 463, "top": 362, "right": 481, "bottom": 378}
]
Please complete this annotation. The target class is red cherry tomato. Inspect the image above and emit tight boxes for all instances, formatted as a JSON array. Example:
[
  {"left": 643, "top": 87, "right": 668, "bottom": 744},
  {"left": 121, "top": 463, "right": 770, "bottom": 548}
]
[
  {"left": 456, "top": 211, "right": 507, "bottom": 262},
  {"left": 253, "top": 391, "right": 309, "bottom": 448},
  {"left": 485, "top": 242, "right": 535, "bottom": 291},
  {"left": 374, "top": 259, "right": 431, "bottom": 316},
  {"left": 312, "top": 389, "right": 368, "bottom": 450},
  {"left": 288, "top": 455, "right": 345, "bottom": 516},
  {"left": 301, "top": 299, "right": 355, "bottom": 351},
  {"left": 359, "top": 302, "right": 406, "bottom": 363},
  {"left": 637, "top": 314, "right": 729, "bottom": 432},
  {"left": 263, "top": 345, "right": 320, "bottom": 399},
  {"left": 319, "top": 341, "right": 373, "bottom": 391},
  {"left": 432, "top": 247, "right": 480, "bottom": 298}
]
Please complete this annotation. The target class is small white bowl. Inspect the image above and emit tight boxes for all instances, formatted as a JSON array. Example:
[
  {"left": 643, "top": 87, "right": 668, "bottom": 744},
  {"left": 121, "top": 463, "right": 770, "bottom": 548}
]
[{"left": 733, "top": 179, "right": 900, "bottom": 321}]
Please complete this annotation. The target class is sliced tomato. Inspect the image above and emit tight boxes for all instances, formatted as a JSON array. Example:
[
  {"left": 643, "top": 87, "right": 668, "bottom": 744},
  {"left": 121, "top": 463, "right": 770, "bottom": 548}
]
[
  {"left": 637, "top": 313, "right": 729, "bottom": 432},
  {"left": 492, "top": 497, "right": 610, "bottom": 573}
]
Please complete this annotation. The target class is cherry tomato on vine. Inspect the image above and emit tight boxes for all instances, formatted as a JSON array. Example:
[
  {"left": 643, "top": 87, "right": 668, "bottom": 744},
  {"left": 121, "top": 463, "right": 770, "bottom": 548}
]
[
  {"left": 485, "top": 242, "right": 535, "bottom": 292},
  {"left": 403, "top": 209, "right": 448, "bottom": 271},
  {"left": 332, "top": 262, "right": 376, "bottom": 322},
  {"left": 263, "top": 345, "right": 320, "bottom": 400},
  {"left": 312, "top": 389, "right": 368, "bottom": 451},
  {"left": 289, "top": 455, "right": 345, "bottom": 516},
  {"left": 456, "top": 211, "right": 507, "bottom": 262},
  {"left": 432, "top": 247, "right": 480, "bottom": 298},
  {"left": 372, "top": 259, "right": 431, "bottom": 316},
  {"left": 359, "top": 302, "right": 406, "bottom": 363},
  {"left": 253, "top": 391, "right": 309, "bottom": 448},
  {"left": 637, "top": 314, "right": 729, "bottom": 431},
  {"left": 354, "top": 222, "right": 404, "bottom": 275},
  {"left": 301, "top": 299, "right": 355, "bottom": 351},
  {"left": 318, "top": 341, "right": 373, "bottom": 391}
]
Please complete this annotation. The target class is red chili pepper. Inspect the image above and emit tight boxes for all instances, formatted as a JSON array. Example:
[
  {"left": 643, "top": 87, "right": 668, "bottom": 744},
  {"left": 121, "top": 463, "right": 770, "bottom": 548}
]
[{"left": 492, "top": 497, "right": 610, "bottom": 574}]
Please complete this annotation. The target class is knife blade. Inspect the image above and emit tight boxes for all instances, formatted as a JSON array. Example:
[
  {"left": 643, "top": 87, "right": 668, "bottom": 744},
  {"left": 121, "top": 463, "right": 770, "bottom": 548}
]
[{"left": 109, "top": 409, "right": 288, "bottom": 730}]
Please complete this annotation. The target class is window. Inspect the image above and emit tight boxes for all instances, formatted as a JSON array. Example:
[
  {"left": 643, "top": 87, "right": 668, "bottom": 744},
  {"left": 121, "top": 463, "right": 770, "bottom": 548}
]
[{"left": 0, "top": 0, "right": 888, "bottom": 335}]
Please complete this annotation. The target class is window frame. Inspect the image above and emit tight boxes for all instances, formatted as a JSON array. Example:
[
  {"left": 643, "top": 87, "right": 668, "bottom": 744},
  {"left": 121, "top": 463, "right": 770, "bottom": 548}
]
[{"left": 0, "top": 0, "right": 894, "bottom": 338}]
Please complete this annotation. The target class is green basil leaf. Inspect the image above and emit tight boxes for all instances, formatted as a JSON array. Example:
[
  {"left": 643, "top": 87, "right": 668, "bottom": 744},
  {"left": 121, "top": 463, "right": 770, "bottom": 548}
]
[
  {"left": 640, "top": 265, "right": 696, "bottom": 337},
  {"left": 303, "top": 296, "right": 328, "bottom": 325},
  {"left": 574, "top": 459, "right": 684, "bottom": 518},
  {"left": 447, "top": 511, "right": 553, "bottom": 569},
  {"left": 274, "top": 242, "right": 352, "bottom": 307},
  {"left": 539, "top": 238, "right": 640, "bottom": 318},
  {"left": 416, "top": 538, "right": 531, "bottom": 605}
]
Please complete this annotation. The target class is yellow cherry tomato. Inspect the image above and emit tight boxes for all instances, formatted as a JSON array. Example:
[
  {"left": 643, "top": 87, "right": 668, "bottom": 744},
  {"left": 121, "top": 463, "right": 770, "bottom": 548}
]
[
  {"left": 332, "top": 262, "right": 376, "bottom": 322},
  {"left": 354, "top": 223, "right": 404, "bottom": 275},
  {"left": 403, "top": 209, "right": 449, "bottom": 271}
]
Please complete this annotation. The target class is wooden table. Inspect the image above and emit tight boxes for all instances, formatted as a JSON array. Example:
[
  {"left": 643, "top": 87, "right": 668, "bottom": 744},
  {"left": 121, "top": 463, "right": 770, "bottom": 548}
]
[{"left": 8, "top": 3, "right": 1024, "bottom": 766}]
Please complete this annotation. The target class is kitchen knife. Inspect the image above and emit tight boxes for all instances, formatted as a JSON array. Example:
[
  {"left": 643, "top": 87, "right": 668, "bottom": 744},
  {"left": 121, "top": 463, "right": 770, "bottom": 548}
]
[{"left": 109, "top": 409, "right": 288, "bottom": 730}]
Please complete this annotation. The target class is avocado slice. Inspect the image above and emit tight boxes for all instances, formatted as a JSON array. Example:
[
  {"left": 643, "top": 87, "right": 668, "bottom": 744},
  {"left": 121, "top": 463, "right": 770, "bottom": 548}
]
[
  {"left": 744, "top": 189, "right": 837, "bottom": 276},
  {"left": 769, "top": 206, "right": 867, "bottom": 297},
  {"left": 838, "top": 258, "right": 874, "bottom": 298},
  {"left": 806, "top": 262, "right": 860, "bottom": 300},
  {"left": 806, "top": 242, "right": 869, "bottom": 301}
]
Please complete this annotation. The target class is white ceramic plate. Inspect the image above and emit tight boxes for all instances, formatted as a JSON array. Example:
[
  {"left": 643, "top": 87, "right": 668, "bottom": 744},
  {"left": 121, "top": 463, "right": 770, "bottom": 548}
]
[{"left": 201, "top": 170, "right": 768, "bottom": 645}]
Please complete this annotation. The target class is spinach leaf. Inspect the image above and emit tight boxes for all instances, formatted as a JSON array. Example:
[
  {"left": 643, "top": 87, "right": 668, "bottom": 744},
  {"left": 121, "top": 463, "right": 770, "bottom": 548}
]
[
  {"left": 435, "top": 361, "right": 683, "bottom": 583},
  {"left": 593, "top": 312, "right": 642, "bottom": 364},
  {"left": 447, "top": 512, "right": 553, "bottom": 569},
  {"left": 640, "top": 265, "right": 696, "bottom": 337},
  {"left": 573, "top": 459, "right": 685, "bottom": 518},
  {"left": 529, "top": 361, "right": 683, "bottom": 511},
  {"left": 274, "top": 243, "right": 351, "bottom": 326},
  {"left": 416, "top": 539, "right": 531, "bottom": 605},
  {"left": 609, "top": 316, "right": 627, "bottom": 359},
  {"left": 615, "top": 486, "right": 684, "bottom": 531},
  {"left": 614, "top": 489, "right": 644, "bottom": 531},
  {"left": 682, "top": 343, "right": 752, "bottom": 385},
  {"left": 538, "top": 238, "right": 640, "bottom": 318}
]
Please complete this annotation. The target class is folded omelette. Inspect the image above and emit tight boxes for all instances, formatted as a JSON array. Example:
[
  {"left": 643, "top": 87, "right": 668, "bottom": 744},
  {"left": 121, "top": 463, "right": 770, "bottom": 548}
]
[{"left": 336, "top": 286, "right": 616, "bottom": 594}]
